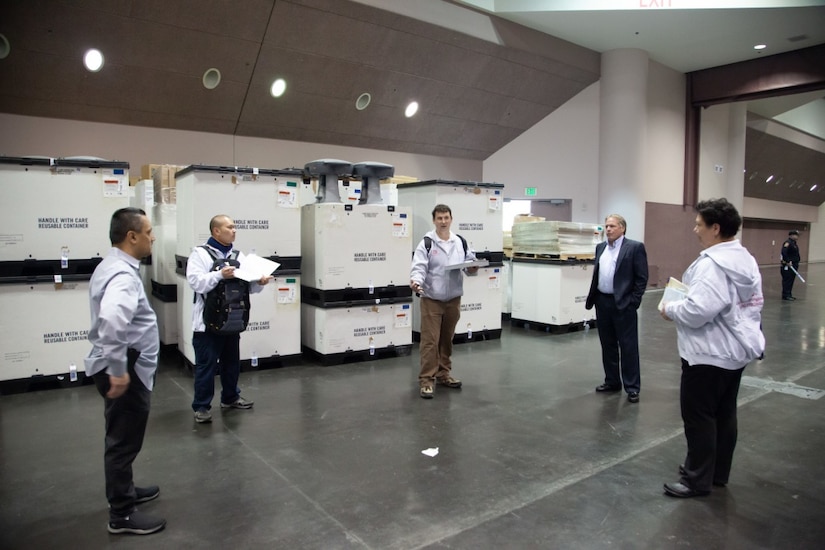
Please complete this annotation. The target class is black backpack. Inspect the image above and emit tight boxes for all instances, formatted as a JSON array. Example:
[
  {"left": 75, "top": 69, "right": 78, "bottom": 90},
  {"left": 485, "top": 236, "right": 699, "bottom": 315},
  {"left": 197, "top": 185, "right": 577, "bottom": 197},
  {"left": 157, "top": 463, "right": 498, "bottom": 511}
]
[{"left": 199, "top": 246, "right": 251, "bottom": 334}]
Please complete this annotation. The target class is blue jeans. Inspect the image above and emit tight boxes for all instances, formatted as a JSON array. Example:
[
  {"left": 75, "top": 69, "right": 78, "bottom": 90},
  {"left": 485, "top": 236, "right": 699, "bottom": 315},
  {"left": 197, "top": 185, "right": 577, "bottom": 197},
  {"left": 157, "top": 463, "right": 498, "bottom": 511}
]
[{"left": 192, "top": 331, "right": 242, "bottom": 411}]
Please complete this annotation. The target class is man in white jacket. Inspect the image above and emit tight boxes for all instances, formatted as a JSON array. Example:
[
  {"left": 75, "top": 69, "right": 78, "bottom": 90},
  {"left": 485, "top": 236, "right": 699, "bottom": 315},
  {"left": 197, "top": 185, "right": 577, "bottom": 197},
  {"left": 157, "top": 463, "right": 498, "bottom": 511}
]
[
  {"left": 660, "top": 198, "right": 765, "bottom": 498},
  {"left": 187, "top": 214, "right": 272, "bottom": 423},
  {"left": 410, "top": 204, "right": 478, "bottom": 399}
]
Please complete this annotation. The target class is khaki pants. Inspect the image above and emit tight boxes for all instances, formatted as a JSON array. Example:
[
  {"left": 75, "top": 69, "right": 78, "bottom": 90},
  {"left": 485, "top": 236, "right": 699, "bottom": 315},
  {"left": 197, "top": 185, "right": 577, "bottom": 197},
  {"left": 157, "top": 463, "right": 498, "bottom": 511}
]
[{"left": 419, "top": 296, "right": 461, "bottom": 384}]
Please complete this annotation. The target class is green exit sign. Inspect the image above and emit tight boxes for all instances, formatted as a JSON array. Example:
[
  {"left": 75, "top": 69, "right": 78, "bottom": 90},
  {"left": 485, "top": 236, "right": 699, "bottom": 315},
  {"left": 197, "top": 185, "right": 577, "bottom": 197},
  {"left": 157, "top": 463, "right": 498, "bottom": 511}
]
[{"left": 524, "top": 187, "right": 537, "bottom": 197}]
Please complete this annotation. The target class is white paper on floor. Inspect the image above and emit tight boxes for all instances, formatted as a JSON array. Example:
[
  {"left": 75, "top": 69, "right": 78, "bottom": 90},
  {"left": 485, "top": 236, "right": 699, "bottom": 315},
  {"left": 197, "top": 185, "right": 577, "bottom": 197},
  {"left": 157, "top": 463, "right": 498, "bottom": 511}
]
[{"left": 421, "top": 447, "right": 439, "bottom": 457}]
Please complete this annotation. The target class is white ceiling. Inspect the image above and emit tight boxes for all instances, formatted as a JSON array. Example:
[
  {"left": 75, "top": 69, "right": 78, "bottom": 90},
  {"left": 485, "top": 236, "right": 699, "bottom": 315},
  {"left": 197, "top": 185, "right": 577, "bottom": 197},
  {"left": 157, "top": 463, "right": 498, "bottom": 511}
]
[{"left": 452, "top": 2, "right": 825, "bottom": 74}]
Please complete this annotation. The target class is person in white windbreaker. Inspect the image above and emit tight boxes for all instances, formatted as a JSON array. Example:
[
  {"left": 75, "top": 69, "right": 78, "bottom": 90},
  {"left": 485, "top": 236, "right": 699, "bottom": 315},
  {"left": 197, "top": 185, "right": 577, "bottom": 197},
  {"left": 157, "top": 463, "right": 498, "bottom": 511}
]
[
  {"left": 410, "top": 204, "right": 478, "bottom": 399},
  {"left": 660, "top": 198, "right": 765, "bottom": 499}
]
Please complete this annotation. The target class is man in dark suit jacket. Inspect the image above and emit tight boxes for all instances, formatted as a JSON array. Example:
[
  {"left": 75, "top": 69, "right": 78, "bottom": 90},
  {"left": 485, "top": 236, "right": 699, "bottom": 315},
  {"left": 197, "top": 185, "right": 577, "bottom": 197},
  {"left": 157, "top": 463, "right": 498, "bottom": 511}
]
[{"left": 585, "top": 214, "right": 649, "bottom": 403}]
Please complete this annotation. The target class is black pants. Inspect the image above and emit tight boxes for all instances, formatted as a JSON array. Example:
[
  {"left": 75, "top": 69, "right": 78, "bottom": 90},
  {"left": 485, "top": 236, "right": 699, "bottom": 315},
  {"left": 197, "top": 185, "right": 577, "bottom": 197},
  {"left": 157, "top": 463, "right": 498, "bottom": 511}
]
[
  {"left": 594, "top": 292, "right": 641, "bottom": 393},
  {"left": 679, "top": 360, "right": 744, "bottom": 491},
  {"left": 780, "top": 265, "right": 796, "bottom": 298},
  {"left": 93, "top": 362, "right": 151, "bottom": 518}
]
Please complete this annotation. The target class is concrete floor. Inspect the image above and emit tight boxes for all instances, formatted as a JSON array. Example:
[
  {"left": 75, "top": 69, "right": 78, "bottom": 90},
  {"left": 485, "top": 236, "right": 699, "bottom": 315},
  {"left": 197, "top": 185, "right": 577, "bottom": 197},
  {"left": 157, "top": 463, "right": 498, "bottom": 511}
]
[{"left": 1, "top": 263, "right": 823, "bottom": 550}]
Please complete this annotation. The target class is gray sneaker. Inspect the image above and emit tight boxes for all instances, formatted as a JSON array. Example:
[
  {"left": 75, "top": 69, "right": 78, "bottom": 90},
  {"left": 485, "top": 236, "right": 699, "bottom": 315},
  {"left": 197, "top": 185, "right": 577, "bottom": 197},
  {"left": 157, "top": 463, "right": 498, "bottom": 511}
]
[
  {"left": 108, "top": 510, "right": 166, "bottom": 535},
  {"left": 221, "top": 397, "right": 254, "bottom": 409},
  {"left": 194, "top": 409, "right": 212, "bottom": 423}
]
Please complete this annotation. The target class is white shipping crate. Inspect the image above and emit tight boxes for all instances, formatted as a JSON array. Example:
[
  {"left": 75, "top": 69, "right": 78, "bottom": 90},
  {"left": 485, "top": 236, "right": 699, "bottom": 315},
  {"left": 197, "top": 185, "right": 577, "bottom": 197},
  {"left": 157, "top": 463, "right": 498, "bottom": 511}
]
[
  {"left": 0, "top": 281, "right": 92, "bottom": 382},
  {"left": 0, "top": 157, "right": 130, "bottom": 261},
  {"left": 175, "top": 165, "right": 304, "bottom": 259},
  {"left": 150, "top": 203, "right": 178, "bottom": 286},
  {"left": 301, "top": 302, "right": 412, "bottom": 355},
  {"left": 150, "top": 294, "right": 178, "bottom": 346},
  {"left": 396, "top": 180, "right": 504, "bottom": 254},
  {"left": 511, "top": 261, "right": 595, "bottom": 326},
  {"left": 411, "top": 265, "right": 503, "bottom": 338},
  {"left": 177, "top": 273, "right": 302, "bottom": 365},
  {"left": 501, "top": 260, "right": 512, "bottom": 315},
  {"left": 301, "top": 203, "right": 412, "bottom": 290}
]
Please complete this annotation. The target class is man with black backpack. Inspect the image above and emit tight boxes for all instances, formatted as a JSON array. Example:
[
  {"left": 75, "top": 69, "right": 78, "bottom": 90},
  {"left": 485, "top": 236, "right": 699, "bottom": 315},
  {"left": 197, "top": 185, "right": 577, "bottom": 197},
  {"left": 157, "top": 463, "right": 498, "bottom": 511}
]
[
  {"left": 187, "top": 214, "right": 273, "bottom": 423},
  {"left": 410, "top": 204, "right": 478, "bottom": 399}
]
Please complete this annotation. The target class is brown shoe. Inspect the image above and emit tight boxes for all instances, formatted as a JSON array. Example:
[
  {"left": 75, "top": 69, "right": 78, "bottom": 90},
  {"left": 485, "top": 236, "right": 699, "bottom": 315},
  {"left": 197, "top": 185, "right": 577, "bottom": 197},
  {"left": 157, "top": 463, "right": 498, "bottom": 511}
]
[
  {"left": 419, "top": 384, "right": 434, "bottom": 399},
  {"left": 436, "top": 376, "right": 462, "bottom": 389}
]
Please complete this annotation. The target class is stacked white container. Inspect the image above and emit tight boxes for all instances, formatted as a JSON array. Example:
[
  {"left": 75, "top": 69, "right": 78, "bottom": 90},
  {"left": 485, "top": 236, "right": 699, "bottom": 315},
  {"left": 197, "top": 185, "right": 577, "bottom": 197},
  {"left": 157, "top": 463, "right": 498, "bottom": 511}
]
[
  {"left": 0, "top": 156, "right": 130, "bottom": 390},
  {"left": 300, "top": 161, "right": 413, "bottom": 365},
  {"left": 396, "top": 180, "right": 505, "bottom": 343},
  {"left": 174, "top": 165, "right": 305, "bottom": 369}
]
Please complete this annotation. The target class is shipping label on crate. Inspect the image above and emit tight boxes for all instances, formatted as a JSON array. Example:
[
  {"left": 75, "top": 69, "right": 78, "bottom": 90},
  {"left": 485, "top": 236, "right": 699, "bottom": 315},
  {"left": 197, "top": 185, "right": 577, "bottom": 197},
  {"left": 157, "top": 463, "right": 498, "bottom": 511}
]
[
  {"left": 277, "top": 278, "right": 297, "bottom": 304},
  {"left": 277, "top": 180, "right": 299, "bottom": 209},
  {"left": 392, "top": 212, "right": 409, "bottom": 237},
  {"left": 395, "top": 304, "right": 411, "bottom": 328},
  {"left": 488, "top": 192, "right": 501, "bottom": 211},
  {"left": 102, "top": 168, "right": 128, "bottom": 197},
  {"left": 460, "top": 301, "right": 483, "bottom": 312},
  {"left": 488, "top": 270, "right": 500, "bottom": 289}
]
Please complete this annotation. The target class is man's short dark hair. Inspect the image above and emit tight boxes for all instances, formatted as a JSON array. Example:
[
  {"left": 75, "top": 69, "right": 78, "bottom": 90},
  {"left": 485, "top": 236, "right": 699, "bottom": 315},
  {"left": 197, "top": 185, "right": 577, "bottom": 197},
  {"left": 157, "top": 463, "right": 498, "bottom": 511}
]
[
  {"left": 695, "top": 198, "right": 741, "bottom": 239},
  {"left": 789, "top": 230, "right": 800, "bottom": 236},
  {"left": 432, "top": 204, "right": 452, "bottom": 219},
  {"left": 109, "top": 207, "right": 146, "bottom": 245}
]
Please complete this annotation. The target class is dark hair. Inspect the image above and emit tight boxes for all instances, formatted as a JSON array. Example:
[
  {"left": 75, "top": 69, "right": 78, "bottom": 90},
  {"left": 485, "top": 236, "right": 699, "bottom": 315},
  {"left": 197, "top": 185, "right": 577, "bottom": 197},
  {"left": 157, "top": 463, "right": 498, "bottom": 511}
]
[
  {"left": 109, "top": 207, "right": 146, "bottom": 245},
  {"left": 789, "top": 230, "right": 799, "bottom": 236},
  {"left": 431, "top": 204, "right": 452, "bottom": 219},
  {"left": 695, "top": 198, "right": 741, "bottom": 238}
]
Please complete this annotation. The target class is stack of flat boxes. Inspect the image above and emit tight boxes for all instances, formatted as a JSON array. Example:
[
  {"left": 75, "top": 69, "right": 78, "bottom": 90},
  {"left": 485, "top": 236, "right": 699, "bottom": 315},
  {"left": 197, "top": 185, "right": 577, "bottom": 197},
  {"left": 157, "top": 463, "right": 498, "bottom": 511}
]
[
  {"left": 174, "top": 165, "right": 308, "bottom": 369},
  {"left": 396, "top": 180, "right": 506, "bottom": 342},
  {"left": 300, "top": 200, "right": 414, "bottom": 365},
  {"left": 0, "top": 156, "right": 130, "bottom": 388}
]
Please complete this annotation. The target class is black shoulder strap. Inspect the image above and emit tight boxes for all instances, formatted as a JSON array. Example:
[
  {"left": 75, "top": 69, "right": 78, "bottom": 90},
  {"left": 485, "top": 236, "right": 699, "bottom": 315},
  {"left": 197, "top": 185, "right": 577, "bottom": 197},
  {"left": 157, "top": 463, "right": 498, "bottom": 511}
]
[
  {"left": 423, "top": 235, "right": 467, "bottom": 255},
  {"left": 200, "top": 245, "right": 219, "bottom": 261},
  {"left": 457, "top": 234, "right": 468, "bottom": 255}
]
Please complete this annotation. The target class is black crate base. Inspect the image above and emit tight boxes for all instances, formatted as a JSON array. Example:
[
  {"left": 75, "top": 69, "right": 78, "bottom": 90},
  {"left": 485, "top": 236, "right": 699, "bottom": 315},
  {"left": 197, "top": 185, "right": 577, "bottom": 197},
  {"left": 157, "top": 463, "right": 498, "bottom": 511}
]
[
  {"left": 179, "top": 351, "right": 302, "bottom": 373},
  {"left": 510, "top": 318, "right": 595, "bottom": 334},
  {"left": 302, "top": 344, "right": 412, "bottom": 366},
  {"left": 412, "top": 328, "right": 502, "bottom": 344},
  {"left": 0, "top": 372, "right": 93, "bottom": 395}
]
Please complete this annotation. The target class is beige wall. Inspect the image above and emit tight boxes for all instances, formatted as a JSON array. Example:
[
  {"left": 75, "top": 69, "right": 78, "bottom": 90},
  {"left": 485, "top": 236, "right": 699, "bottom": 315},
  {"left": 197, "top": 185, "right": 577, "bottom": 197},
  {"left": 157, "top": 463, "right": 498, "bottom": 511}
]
[
  {"left": 482, "top": 82, "right": 601, "bottom": 222},
  {"left": 643, "top": 60, "right": 685, "bottom": 206},
  {"left": 0, "top": 113, "right": 482, "bottom": 182},
  {"left": 810, "top": 201, "right": 825, "bottom": 262}
]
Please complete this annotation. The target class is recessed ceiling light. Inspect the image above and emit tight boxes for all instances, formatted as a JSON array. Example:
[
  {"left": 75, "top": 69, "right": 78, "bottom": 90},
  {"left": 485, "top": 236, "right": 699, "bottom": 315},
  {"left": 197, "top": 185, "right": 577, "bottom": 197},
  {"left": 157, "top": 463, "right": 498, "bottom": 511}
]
[
  {"left": 0, "top": 34, "right": 10, "bottom": 60},
  {"left": 810, "top": 184, "right": 818, "bottom": 191},
  {"left": 270, "top": 78, "right": 286, "bottom": 98},
  {"left": 83, "top": 48, "right": 104, "bottom": 72},
  {"left": 765, "top": 175, "right": 774, "bottom": 183},
  {"left": 203, "top": 68, "right": 221, "bottom": 90},
  {"left": 405, "top": 101, "right": 419, "bottom": 118},
  {"left": 356, "top": 92, "right": 371, "bottom": 111},
  {"left": 753, "top": 44, "right": 767, "bottom": 50}
]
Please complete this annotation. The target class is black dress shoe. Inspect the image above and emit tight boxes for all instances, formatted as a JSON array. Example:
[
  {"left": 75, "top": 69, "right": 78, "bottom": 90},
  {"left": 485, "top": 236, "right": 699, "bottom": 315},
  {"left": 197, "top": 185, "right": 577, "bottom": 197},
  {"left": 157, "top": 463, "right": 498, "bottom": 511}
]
[
  {"left": 627, "top": 392, "right": 639, "bottom": 403},
  {"left": 595, "top": 384, "right": 622, "bottom": 393},
  {"left": 663, "top": 482, "right": 710, "bottom": 498}
]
